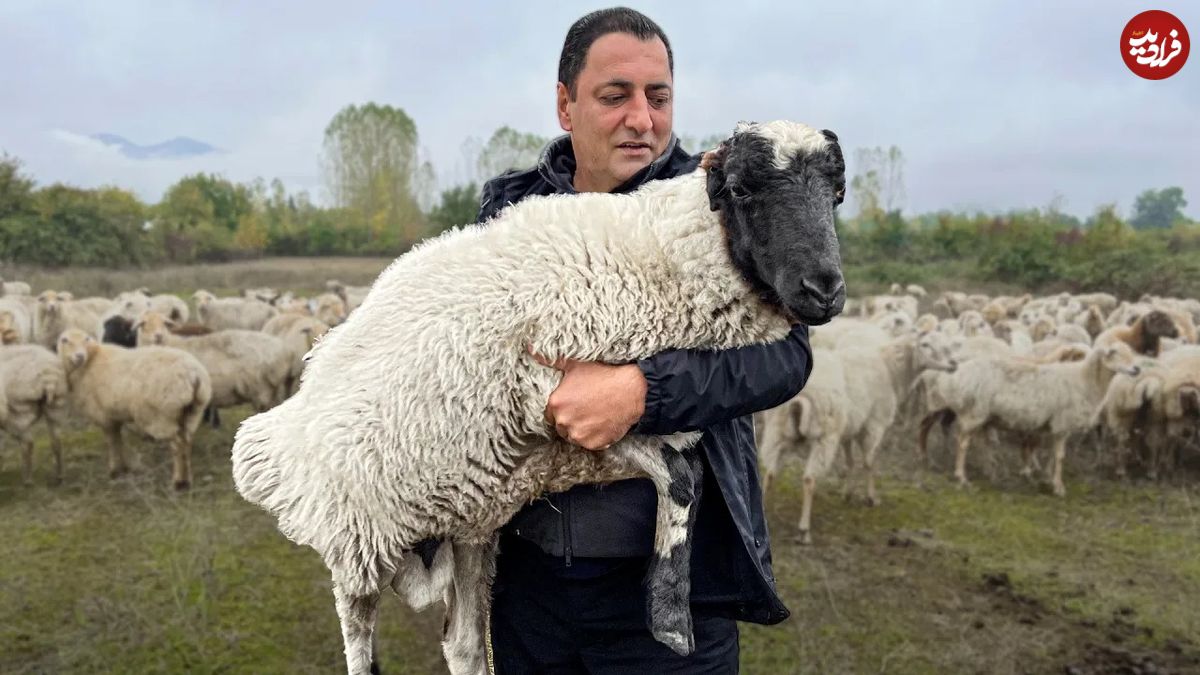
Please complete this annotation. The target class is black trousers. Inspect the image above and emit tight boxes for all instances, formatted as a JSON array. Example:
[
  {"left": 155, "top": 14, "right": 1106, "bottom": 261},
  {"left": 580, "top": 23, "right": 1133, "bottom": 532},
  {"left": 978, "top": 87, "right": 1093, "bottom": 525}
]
[{"left": 489, "top": 534, "right": 739, "bottom": 674}]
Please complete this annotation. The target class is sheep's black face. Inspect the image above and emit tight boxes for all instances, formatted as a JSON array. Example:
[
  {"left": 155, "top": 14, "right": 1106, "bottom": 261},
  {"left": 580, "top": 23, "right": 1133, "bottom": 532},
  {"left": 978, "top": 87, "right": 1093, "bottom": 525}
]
[{"left": 705, "top": 121, "right": 846, "bottom": 325}]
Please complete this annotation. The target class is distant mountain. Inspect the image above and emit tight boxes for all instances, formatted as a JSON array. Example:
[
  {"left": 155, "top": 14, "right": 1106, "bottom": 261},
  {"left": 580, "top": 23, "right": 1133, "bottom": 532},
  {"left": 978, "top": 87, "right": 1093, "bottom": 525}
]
[{"left": 90, "top": 133, "right": 219, "bottom": 160}]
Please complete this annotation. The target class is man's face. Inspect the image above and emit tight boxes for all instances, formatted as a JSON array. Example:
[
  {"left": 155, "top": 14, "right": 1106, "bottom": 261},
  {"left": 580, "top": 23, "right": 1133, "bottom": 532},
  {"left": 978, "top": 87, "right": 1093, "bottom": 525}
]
[{"left": 557, "top": 32, "right": 673, "bottom": 193}]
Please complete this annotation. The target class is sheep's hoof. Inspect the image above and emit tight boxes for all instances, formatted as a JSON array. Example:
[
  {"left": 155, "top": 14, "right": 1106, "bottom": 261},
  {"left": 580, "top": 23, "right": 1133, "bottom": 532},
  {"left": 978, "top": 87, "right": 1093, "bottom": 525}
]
[
  {"left": 1052, "top": 485, "right": 1066, "bottom": 498},
  {"left": 173, "top": 479, "right": 192, "bottom": 491},
  {"left": 109, "top": 466, "right": 130, "bottom": 479},
  {"left": 652, "top": 628, "right": 695, "bottom": 658},
  {"left": 797, "top": 529, "right": 813, "bottom": 546},
  {"left": 647, "top": 556, "right": 695, "bottom": 657},
  {"left": 866, "top": 495, "right": 881, "bottom": 507}
]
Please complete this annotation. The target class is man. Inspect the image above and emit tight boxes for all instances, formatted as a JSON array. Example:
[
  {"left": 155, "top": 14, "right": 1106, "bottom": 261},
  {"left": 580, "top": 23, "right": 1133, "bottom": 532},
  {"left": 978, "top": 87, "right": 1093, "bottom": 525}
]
[{"left": 477, "top": 8, "right": 813, "bottom": 673}]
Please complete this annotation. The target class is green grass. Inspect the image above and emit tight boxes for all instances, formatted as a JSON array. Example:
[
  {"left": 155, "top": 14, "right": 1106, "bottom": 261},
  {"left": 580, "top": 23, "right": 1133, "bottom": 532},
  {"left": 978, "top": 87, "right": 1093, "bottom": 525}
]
[{"left": 3, "top": 409, "right": 1197, "bottom": 674}]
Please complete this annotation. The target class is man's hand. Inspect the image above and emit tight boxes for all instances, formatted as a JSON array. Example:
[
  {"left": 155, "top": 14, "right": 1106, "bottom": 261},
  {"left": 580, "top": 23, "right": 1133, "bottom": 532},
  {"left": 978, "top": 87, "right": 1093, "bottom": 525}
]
[{"left": 529, "top": 346, "right": 647, "bottom": 451}]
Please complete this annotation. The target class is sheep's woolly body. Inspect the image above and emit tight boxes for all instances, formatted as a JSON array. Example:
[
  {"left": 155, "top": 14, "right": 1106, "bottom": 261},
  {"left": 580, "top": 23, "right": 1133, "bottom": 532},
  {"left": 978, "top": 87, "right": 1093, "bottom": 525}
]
[
  {"left": 231, "top": 166, "right": 803, "bottom": 670},
  {"left": 59, "top": 332, "right": 212, "bottom": 489},
  {"left": 236, "top": 168, "right": 791, "bottom": 564},
  {"left": 193, "top": 292, "right": 278, "bottom": 331},
  {"left": 0, "top": 298, "right": 33, "bottom": 344},
  {"left": 139, "top": 317, "right": 291, "bottom": 411},
  {"left": 0, "top": 345, "right": 68, "bottom": 484},
  {"left": 34, "top": 293, "right": 102, "bottom": 349}
]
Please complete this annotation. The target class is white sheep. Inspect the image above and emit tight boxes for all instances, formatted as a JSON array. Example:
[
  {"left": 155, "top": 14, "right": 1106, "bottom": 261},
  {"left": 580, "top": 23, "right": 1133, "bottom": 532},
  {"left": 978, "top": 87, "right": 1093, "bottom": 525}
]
[
  {"left": 56, "top": 329, "right": 211, "bottom": 489},
  {"left": 0, "top": 297, "right": 33, "bottom": 344},
  {"left": 192, "top": 290, "right": 278, "bottom": 331},
  {"left": 33, "top": 290, "right": 102, "bottom": 350},
  {"left": 0, "top": 345, "right": 69, "bottom": 485},
  {"left": 0, "top": 276, "right": 32, "bottom": 297},
  {"left": 262, "top": 313, "right": 330, "bottom": 396},
  {"left": 135, "top": 311, "right": 293, "bottom": 414},
  {"left": 232, "top": 120, "right": 847, "bottom": 675},
  {"left": 942, "top": 343, "right": 1140, "bottom": 496}
]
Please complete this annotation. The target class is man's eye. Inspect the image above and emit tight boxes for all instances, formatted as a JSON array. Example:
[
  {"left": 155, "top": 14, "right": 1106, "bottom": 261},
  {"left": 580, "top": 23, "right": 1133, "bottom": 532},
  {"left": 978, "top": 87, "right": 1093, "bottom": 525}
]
[{"left": 602, "top": 95, "right": 624, "bottom": 104}]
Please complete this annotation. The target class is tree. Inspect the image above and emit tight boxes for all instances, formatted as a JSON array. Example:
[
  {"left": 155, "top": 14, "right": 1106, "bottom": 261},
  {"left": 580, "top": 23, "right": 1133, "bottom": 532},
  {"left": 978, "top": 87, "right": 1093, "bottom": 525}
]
[
  {"left": 321, "top": 103, "right": 424, "bottom": 246},
  {"left": 476, "top": 126, "right": 548, "bottom": 183},
  {"left": 0, "top": 152, "right": 35, "bottom": 220},
  {"left": 849, "top": 146, "right": 906, "bottom": 222},
  {"left": 1130, "top": 187, "right": 1188, "bottom": 230},
  {"left": 427, "top": 183, "right": 481, "bottom": 235}
]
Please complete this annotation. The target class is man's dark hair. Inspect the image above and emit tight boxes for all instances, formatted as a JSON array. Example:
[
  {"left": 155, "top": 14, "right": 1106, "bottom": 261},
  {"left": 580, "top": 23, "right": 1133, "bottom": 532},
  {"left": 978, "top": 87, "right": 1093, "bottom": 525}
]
[{"left": 558, "top": 7, "right": 674, "bottom": 100}]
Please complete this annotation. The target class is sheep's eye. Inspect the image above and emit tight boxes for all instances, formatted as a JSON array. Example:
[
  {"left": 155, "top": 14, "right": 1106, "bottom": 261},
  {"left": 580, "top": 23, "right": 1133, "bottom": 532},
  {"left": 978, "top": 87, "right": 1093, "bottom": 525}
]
[{"left": 730, "top": 184, "right": 752, "bottom": 199}]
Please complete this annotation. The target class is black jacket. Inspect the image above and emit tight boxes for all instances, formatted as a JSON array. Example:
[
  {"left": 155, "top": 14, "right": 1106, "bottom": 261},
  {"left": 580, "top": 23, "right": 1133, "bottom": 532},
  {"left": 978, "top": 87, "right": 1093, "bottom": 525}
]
[{"left": 476, "top": 133, "right": 813, "bottom": 625}]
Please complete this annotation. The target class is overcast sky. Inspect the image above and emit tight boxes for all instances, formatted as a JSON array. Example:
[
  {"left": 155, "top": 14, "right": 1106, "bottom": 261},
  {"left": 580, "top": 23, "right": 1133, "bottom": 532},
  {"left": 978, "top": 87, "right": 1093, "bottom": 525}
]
[{"left": 2, "top": 0, "right": 1197, "bottom": 219}]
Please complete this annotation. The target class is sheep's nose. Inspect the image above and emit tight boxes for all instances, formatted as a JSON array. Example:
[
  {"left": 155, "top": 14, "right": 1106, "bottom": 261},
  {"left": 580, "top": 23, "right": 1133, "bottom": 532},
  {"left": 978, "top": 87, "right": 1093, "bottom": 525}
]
[{"left": 800, "top": 277, "right": 845, "bottom": 311}]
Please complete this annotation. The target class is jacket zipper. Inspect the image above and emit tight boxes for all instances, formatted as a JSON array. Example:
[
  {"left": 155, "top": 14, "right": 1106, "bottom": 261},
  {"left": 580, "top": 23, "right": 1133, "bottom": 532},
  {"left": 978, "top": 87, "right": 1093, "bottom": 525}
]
[{"left": 562, "top": 493, "right": 573, "bottom": 567}]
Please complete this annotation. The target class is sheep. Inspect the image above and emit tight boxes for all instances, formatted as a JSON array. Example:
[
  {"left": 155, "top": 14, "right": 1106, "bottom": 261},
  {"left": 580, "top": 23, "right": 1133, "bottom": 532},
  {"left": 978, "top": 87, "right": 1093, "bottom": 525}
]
[
  {"left": 761, "top": 332, "right": 956, "bottom": 544},
  {"left": 1094, "top": 309, "right": 1179, "bottom": 357},
  {"left": 0, "top": 297, "right": 33, "bottom": 344},
  {"left": 1073, "top": 305, "right": 1106, "bottom": 340},
  {"left": 872, "top": 310, "right": 913, "bottom": 337},
  {"left": 262, "top": 314, "right": 330, "bottom": 396},
  {"left": 135, "top": 311, "right": 293, "bottom": 416},
  {"left": 958, "top": 310, "right": 993, "bottom": 338},
  {"left": 940, "top": 343, "right": 1140, "bottom": 496},
  {"left": 0, "top": 276, "right": 32, "bottom": 297},
  {"left": 56, "top": 329, "right": 211, "bottom": 489},
  {"left": 915, "top": 313, "right": 939, "bottom": 334},
  {"left": 192, "top": 290, "right": 278, "bottom": 331},
  {"left": 242, "top": 287, "right": 280, "bottom": 304},
  {"left": 1052, "top": 323, "right": 1092, "bottom": 346},
  {"left": 326, "top": 280, "right": 371, "bottom": 312},
  {"left": 312, "top": 292, "right": 348, "bottom": 326},
  {"left": 0, "top": 345, "right": 69, "bottom": 485},
  {"left": 1074, "top": 292, "right": 1119, "bottom": 314},
  {"left": 231, "top": 120, "right": 847, "bottom": 675},
  {"left": 33, "top": 290, "right": 102, "bottom": 350},
  {"left": 73, "top": 296, "right": 114, "bottom": 317},
  {"left": 810, "top": 317, "right": 890, "bottom": 351}
]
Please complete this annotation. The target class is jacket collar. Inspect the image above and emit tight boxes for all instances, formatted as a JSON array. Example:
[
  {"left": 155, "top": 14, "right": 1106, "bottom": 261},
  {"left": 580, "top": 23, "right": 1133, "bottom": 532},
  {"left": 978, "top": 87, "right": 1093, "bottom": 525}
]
[{"left": 536, "top": 133, "right": 687, "bottom": 195}]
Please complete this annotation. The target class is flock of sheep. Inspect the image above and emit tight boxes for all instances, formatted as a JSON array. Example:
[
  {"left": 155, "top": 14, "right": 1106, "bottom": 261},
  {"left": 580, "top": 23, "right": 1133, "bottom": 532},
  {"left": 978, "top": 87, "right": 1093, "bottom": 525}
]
[
  {"left": 756, "top": 283, "right": 1200, "bottom": 544},
  {"left": 0, "top": 275, "right": 370, "bottom": 488}
]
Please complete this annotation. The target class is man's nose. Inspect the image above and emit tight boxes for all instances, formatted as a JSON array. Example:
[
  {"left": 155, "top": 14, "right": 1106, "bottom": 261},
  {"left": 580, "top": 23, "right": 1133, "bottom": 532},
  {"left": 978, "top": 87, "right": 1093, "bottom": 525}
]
[{"left": 624, "top": 93, "right": 653, "bottom": 135}]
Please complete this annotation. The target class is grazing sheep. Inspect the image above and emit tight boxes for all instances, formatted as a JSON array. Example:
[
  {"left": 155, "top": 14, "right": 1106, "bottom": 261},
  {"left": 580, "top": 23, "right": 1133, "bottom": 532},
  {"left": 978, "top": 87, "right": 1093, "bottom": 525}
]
[
  {"left": 73, "top": 296, "right": 114, "bottom": 317},
  {"left": 233, "top": 120, "right": 846, "bottom": 675},
  {"left": 33, "top": 290, "right": 103, "bottom": 350},
  {"left": 762, "top": 332, "right": 955, "bottom": 544},
  {"left": 312, "top": 293, "right": 348, "bottom": 326},
  {"left": 0, "top": 298, "right": 33, "bottom": 344},
  {"left": 242, "top": 287, "right": 280, "bottom": 304},
  {"left": 262, "top": 314, "right": 330, "bottom": 396},
  {"left": 0, "top": 345, "right": 69, "bottom": 485},
  {"left": 1052, "top": 324, "right": 1092, "bottom": 346},
  {"left": 942, "top": 343, "right": 1141, "bottom": 496},
  {"left": 1074, "top": 292, "right": 1119, "bottom": 314},
  {"left": 56, "top": 329, "right": 211, "bottom": 489},
  {"left": 135, "top": 312, "right": 292, "bottom": 415},
  {"left": 192, "top": 290, "right": 278, "bottom": 331},
  {"left": 326, "top": 280, "right": 371, "bottom": 313},
  {"left": 1073, "top": 305, "right": 1106, "bottom": 339},
  {"left": 1094, "top": 309, "right": 1179, "bottom": 357},
  {"left": 0, "top": 276, "right": 32, "bottom": 297}
]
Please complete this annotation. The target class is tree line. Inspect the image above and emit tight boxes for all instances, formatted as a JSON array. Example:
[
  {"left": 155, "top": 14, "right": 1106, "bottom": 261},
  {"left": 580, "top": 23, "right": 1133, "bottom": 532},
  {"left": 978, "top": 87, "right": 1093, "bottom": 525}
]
[{"left": 0, "top": 103, "right": 1194, "bottom": 299}]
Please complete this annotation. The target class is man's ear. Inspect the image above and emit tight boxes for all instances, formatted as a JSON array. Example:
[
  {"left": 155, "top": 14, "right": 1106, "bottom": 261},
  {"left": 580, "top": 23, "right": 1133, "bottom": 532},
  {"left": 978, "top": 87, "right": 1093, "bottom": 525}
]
[
  {"left": 556, "top": 82, "right": 573, "bottom": 132},
  {"left": 702, "top": 141, "right": 729, "bottom": 212}
]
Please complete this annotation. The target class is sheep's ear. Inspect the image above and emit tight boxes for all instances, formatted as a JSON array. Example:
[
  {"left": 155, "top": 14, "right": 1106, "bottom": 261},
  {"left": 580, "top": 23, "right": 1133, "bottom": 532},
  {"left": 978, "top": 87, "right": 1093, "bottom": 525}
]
[
  {"left": 702, "top": 141, "right": 730, "bottom": 212},
  {"left": 820, "top": 129, "right": 839, "bottom": 143}
]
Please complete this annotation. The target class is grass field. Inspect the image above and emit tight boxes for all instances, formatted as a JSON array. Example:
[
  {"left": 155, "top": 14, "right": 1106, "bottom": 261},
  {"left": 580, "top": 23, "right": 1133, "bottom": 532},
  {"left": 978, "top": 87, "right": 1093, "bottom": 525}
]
[
  {"left": 1, "top": 258, "right": 1198, "bottom": 674},
  {"left": 2, "top": 406, "right": 1197, "bottom": 675}
]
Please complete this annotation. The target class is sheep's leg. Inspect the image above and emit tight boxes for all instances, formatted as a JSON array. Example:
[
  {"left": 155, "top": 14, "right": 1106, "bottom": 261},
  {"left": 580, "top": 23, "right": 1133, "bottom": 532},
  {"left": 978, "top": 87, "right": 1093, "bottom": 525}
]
[
  {"left": 1019, "top": 439, "right": 1038, "bottom": 479},
  {"left": 756, "top": 407, "right": 793, "bottom": 497},
  {"left": 1051, "top": 436, "right": 1067, "bottom": 497},
  {"left": 103, "top": 424, "right": 129, "bottom": 478},
  {"left": 861, "top": 425, "right": 885, "bottom": 507},
  {"left": 954, "top": 429, "right": 973, "bottom": 489},
  {"left": 641, "top": 446, "right": 702, "bottom": 657},
  {"left": 799, "top": 437, "right": 839, "bottom": 545},
  {"left": 47, "top": 419, "right": 63, "bottom": 486},
  {"left": 840, "top": 439, "right": 859, "bottom": 499},
  {"left": 333, "top": 584, "right": 380, "bottom": 675},
  {"left": 20, "top": 435, "right": 34, "bottom": 487},
  {"left": 441, "top": 538, "right": 497, "bottom": 675},
  {"left": 169, "top": 434, "right": 192, "bottom": 491}
]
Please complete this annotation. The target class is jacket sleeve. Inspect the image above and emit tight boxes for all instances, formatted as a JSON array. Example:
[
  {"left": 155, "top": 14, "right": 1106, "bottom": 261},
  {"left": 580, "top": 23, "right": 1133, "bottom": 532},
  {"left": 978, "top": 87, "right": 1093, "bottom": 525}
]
[{"left": 631, "top": 323, "right": 814, "bottom": 435}]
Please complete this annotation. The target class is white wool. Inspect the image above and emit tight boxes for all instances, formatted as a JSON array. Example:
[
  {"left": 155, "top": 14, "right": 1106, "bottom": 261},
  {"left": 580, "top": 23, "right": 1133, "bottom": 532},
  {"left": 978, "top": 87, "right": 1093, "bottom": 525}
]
[{"left": 736, "top": 120, "right": 830, "bottom": 170}]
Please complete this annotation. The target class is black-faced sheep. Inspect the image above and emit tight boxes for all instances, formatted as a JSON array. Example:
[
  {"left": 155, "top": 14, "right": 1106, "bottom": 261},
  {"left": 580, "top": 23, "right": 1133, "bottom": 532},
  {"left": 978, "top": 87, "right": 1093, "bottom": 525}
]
[{"left": 231, "top": 120, "right": 847, "bottom": 675}]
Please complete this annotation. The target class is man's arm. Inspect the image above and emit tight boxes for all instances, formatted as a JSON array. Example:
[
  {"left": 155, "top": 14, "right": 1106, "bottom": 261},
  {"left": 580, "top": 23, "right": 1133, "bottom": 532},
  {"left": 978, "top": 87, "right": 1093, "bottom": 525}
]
[{"left": 632, "top": 323, "right": 813, "bottom": 436}]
